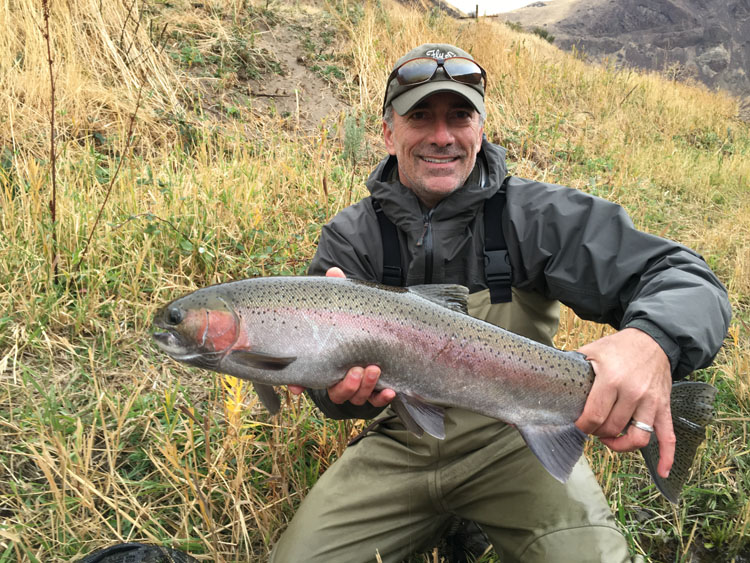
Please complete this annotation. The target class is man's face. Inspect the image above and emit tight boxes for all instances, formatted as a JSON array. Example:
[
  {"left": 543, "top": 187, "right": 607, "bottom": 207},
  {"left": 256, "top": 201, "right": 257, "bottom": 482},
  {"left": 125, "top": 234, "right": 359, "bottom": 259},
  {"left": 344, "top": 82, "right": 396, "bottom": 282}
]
[{"left": 383, "top": 92, "right": 484, "bottom": 208}]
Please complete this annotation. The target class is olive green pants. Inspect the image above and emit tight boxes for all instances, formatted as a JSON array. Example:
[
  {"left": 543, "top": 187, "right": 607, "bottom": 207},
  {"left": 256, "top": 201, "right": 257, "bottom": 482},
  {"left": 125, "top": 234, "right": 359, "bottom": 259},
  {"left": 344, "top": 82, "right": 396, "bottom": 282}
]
[{"left": 270, "top": 408, "right": 642, "bottom": 563}]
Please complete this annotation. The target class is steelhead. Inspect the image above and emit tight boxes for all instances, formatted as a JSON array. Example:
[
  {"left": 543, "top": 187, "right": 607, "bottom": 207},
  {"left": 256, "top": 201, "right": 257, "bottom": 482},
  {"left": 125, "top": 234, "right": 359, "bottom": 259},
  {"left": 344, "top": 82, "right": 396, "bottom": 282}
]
[{"left": 152, "top": 276, "right": 716, "bottom": 502}]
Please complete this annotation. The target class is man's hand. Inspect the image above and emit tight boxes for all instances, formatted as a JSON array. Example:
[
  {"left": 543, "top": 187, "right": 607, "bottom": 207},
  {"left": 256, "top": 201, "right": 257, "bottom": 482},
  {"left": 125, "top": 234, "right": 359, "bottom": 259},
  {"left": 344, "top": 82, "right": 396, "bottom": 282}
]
[
  {"left": 575, "top": 327, "right": 675, "bottom": 478},
  {"left": 287, "top": 267, "right": 396, "bottom": 408}
]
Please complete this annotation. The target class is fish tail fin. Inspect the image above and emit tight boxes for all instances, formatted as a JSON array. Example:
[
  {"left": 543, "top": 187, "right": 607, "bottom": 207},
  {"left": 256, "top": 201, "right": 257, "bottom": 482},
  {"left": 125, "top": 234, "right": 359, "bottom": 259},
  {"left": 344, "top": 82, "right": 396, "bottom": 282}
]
[
  {"left": 640, "top": 381, "right": 717, "bottom": 503},
  {"left": 517, "top": 423, "right": 588, "bottom": 482}
]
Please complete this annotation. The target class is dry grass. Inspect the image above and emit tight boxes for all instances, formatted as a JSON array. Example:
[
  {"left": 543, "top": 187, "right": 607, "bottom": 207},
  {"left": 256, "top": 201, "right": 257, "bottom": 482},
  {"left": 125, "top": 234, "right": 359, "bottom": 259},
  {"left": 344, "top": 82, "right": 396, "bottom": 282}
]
[{"left": 0, "top": 0, "right": 748, "bottom": 561}]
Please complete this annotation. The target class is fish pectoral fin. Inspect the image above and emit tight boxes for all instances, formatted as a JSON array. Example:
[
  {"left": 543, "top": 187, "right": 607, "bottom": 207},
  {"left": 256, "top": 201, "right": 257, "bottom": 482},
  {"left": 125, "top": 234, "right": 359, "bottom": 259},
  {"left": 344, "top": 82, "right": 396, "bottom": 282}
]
[
  {"left": 640, "top": 381, "right": 717, "bottom": 503},
  {"left": 391, "top": 393, "right": 446, "bottom": 440},
  {"left": 252, "top": 382, "right": 281, "bottom": 415},
  {"left": 516, "top": 423, "right": 587, "bottom": 483},
  {"left": 227, "top": 350, "right": 297, "bottom": 370}
]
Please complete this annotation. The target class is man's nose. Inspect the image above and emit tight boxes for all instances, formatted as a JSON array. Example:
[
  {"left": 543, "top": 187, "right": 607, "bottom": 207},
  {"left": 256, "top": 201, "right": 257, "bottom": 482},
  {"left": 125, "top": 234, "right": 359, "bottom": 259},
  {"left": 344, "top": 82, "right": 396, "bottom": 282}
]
[{"left": 428, "top": 117, "right": 454, "bottom": 146}]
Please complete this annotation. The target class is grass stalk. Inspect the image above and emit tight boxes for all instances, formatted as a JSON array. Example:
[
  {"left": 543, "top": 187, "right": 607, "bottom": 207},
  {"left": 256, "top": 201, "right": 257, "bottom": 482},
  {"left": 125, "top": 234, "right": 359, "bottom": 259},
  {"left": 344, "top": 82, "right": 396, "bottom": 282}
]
[
  {"left": 73, "top": 83, "right": 144, "bottom": 273},
  {"left": 40, "top": 0, "right": 59, "bottom": 283}
]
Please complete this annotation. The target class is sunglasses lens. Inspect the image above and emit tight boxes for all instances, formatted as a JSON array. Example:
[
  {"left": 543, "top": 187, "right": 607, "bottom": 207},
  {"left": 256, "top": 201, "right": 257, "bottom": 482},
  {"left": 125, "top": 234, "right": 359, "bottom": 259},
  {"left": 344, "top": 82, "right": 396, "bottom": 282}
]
[
  {"left": 443, "top": 58, "right": 484, "bottom": 85},
  {"left": 396, "top": 58, "right": 438, "bottom": 85}
]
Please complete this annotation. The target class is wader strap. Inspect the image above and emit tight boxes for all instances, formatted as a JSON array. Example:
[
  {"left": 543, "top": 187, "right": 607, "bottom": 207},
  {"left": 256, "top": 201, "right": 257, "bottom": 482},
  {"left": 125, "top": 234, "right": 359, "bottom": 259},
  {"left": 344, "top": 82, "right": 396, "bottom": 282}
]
[
  {"left": 483, "top": 177, "right": 512, "bottom": 304},
  {"left": 372, "top": 198, "right": 403, "bottom": 286},
  {"left": 347, "top": 414, "right": 398, "bottom": 446},
  {"left": 372, "top": 179, "right": 512, "bottom": 301}
]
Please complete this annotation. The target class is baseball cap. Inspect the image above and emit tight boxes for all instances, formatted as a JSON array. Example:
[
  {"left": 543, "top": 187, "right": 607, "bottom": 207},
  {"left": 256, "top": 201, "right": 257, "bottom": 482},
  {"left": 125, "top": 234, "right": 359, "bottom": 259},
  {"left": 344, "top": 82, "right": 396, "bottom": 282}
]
[{"left": 383, "top": 43, "right": 486, "bottom": 118}]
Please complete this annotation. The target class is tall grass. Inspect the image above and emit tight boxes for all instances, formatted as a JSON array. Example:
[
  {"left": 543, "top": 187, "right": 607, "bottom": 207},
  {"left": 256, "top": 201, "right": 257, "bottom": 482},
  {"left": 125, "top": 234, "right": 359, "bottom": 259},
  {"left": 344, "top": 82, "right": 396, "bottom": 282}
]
[{"left": 0, "top": 0, "right": 748, "bottom": 561}]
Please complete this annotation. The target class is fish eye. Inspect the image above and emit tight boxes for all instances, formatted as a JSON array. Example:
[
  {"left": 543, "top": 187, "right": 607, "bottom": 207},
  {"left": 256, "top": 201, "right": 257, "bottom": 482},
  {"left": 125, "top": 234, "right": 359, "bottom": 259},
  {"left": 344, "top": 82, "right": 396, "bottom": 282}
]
[{"left": 166, "top": 306, "right": 184, "bottom": 325}]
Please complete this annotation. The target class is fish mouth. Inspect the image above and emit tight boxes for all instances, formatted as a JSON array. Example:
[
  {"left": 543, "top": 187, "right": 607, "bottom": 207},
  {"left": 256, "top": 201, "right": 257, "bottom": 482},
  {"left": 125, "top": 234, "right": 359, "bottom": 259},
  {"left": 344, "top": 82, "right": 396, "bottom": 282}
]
[
  {"left": 151, "top": 328, "right": 222, "bottom": 369},
  {"left": 152, "top": 329, "right": 188, "bottom": 355}
]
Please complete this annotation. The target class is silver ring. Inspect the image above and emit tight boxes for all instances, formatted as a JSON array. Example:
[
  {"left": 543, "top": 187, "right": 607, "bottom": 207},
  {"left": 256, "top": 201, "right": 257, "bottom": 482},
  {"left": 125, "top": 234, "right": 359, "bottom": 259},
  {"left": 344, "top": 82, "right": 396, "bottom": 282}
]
[{"left": 630, "top": 419, "right": 655, "bottom": 433}]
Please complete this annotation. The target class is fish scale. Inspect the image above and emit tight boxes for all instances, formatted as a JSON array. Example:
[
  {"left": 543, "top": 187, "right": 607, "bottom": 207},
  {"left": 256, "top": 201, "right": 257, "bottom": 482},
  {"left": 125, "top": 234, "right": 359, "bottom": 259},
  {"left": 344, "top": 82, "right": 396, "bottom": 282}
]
[{"left": 152, "top": 275, "right": 717, "bottom": 502}]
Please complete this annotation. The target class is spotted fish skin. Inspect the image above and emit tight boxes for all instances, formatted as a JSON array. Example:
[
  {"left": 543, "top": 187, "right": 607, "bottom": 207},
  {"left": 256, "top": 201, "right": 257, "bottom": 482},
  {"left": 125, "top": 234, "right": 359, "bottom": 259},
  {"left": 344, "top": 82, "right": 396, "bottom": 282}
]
[{"left": 152, "top": 276, "right": 716, "bottom": 502}]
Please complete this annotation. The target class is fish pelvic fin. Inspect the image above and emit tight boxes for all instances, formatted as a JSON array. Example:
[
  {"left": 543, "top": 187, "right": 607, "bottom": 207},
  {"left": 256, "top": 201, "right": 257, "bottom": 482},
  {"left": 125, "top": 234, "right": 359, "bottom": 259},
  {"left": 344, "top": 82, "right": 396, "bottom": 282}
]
[
  {"left": 391, "top": 393, "right": 446, "bottom": 439},
  {"left": 252, "top": 382, "right": 281, "bottom": 415},
  {"left": 516, "top": 423, "right": 588, "bottom": 483},
  {"left": 640, "top": 381, "right": 717, "bottom": 503}
]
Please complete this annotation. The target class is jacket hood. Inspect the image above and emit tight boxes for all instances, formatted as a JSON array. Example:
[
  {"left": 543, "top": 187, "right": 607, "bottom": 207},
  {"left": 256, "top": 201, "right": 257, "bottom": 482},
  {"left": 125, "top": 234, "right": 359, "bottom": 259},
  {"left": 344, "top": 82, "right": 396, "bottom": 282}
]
[{"left": 366, "top": 138, "right": 508, "bottom": 230}]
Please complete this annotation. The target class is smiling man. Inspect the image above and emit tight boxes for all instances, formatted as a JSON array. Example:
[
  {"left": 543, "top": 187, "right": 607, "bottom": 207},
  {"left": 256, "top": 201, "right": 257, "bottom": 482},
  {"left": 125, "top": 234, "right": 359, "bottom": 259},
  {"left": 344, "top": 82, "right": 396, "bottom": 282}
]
[
  {"left": 383, "top": 91, "right": 484, "bottom": 205},
  {"left": 270, "top": 44, "right": 730, "bottom": 563}
]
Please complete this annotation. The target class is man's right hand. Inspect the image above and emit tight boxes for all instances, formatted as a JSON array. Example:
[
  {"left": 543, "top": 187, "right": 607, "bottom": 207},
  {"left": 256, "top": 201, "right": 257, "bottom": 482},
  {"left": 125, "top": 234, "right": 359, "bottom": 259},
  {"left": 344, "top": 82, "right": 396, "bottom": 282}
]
[
  {"left": 325, "top": 364, "right": 396, "bottom": 406},
  {"left": 286, "top": 267, "right": 397, "bottom": 408}
]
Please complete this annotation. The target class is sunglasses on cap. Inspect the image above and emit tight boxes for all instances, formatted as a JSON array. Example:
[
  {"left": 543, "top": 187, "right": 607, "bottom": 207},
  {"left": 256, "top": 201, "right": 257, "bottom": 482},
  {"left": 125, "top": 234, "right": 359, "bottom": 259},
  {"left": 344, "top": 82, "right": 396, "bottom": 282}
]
[{"left": 386, "top": 56, "right": 487, "bottom": 90}]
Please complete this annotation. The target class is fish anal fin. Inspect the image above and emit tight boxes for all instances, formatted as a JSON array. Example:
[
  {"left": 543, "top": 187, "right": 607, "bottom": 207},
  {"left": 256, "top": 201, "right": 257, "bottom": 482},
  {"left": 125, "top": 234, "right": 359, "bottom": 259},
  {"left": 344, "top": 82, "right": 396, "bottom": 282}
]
[
  {"left": 228, "top": 350, "right": 296, "bottom": 371},
  {"left": 252, "top": 382, "right": 281, "bottom": 414},
  {"left": 391, "top": 393, "right": 446, "bottom": 440},
  {"left": 516, "top": 423, "right": 587, "bottom": 483}
]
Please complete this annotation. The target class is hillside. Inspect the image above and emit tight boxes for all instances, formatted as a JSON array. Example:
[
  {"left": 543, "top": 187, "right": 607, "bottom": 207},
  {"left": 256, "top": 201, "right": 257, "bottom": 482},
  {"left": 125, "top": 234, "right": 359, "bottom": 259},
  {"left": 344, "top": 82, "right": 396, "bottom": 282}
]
[
  {"left": 1, "top": 1, "right": 749, "bottom": 562},
  {"left": 500, "top": 0, "right": 750, "bottom": 118}
]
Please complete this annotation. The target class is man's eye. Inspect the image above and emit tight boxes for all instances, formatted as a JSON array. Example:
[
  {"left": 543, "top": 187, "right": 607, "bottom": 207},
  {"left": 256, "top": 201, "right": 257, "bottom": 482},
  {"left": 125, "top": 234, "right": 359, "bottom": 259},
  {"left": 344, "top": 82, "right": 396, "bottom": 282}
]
[{"left": 409, "top": 111, "right": 427, "bottom": 120}]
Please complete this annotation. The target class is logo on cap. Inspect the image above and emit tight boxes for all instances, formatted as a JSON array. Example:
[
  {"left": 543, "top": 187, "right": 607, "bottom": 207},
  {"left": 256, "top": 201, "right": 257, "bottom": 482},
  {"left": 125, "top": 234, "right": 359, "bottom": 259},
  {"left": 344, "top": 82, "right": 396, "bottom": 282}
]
[{"left": 424, "top": 48, "right": 458, "bottom": 59}]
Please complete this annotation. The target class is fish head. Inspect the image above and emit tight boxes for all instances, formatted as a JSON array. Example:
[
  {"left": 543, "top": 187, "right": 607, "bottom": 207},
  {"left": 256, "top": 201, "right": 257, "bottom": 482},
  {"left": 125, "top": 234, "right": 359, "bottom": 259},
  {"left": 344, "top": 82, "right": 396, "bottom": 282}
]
[{"left": 152, "top": 290, "right": 239, "bottom": 370}]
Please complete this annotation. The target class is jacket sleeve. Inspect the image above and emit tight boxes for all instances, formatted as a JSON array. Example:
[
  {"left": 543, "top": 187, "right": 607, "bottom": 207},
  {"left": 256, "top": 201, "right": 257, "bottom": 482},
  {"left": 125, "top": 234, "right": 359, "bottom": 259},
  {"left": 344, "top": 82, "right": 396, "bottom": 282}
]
[
  {"left": 306, "top": 199, "right": 389, "bottom": 420},
  {"left": 504, "top": 177, "right": 731, "bottom": 379},
  {"left": 308, "top": 198, "right": 383, "bottom": 280}
]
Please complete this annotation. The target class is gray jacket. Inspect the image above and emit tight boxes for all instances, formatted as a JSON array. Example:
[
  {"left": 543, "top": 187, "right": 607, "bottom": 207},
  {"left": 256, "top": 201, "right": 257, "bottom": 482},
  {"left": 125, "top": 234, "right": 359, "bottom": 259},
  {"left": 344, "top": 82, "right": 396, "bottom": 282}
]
[{"left": 308, "top": 139, "right": 731, "bottom": 419}]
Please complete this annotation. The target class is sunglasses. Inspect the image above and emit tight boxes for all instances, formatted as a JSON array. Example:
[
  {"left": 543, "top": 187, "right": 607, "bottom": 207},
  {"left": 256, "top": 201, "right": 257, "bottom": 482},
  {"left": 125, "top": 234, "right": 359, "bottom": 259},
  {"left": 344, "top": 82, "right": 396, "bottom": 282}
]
[{"left": 386, "top": 56, "right": 487, "bottom": 90}]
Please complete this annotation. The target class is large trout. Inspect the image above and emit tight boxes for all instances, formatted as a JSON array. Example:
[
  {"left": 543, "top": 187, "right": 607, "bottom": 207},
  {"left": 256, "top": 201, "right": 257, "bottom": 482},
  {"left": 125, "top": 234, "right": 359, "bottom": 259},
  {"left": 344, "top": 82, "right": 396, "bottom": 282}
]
[{"left": 152, "top": 276, "right": 716, "bottom": 502}]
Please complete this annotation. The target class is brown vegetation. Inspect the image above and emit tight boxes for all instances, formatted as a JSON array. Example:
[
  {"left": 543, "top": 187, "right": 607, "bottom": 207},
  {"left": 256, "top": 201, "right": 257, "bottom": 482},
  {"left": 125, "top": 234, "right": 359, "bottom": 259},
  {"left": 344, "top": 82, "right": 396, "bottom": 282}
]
[{"left": 0, "top": 1, "right": 748, "bottom": 561}]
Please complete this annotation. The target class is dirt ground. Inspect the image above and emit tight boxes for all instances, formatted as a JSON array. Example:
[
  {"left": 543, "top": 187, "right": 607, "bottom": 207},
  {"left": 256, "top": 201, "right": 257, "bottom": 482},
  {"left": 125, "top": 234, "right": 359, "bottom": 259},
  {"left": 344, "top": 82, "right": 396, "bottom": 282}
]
[{"left": 249, "top": 21, "right": 349, "bottom": 130}]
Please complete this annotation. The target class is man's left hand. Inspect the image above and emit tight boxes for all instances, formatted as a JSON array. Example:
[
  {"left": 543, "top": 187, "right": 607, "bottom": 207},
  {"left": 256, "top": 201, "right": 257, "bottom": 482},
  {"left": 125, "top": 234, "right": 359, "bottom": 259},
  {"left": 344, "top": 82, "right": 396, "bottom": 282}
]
[{"left": 574, "top": 327, "right": 675, "bottom": 478}]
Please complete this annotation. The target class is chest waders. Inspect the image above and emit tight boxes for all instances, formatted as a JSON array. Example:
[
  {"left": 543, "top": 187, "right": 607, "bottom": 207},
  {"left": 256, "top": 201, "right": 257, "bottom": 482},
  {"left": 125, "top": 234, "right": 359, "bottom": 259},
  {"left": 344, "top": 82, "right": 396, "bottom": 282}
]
[{"left": 372, "top": 177, "right": 512, "bottom": 303}]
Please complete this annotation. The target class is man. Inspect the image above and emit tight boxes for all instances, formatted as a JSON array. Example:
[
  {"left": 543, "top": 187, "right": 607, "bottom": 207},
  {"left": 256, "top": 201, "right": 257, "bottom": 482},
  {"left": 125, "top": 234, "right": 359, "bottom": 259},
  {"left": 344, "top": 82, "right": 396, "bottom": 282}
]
[{"left": 271, "top": 44, "right": 731, "bottom": 562}]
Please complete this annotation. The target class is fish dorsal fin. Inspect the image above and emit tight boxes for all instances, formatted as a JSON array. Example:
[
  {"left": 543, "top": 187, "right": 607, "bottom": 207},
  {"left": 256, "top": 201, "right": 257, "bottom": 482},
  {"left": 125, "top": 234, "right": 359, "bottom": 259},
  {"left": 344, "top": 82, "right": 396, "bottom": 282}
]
[
  {"left": 252, "top": 382, "right": 281, "bottom": 414},
  {"left": 391, "top": 392, "right": 446, "bottom": 439},
  {"left": 407, "top": 284, "right": 469, "bottom": 315},
  {"left": 516, "top": 422, "right": 587, "bottom": 483}
]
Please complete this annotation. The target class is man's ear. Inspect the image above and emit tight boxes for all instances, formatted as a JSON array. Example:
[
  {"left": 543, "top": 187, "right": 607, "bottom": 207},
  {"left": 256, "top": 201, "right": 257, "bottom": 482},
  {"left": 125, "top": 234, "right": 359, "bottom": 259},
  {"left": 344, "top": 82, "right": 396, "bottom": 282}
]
[
  {"left": 476, "top": 124, "right": 485, "bottom": 149},
  {"left": 383, "top": 120, "right": 396, "bottom": 156}
]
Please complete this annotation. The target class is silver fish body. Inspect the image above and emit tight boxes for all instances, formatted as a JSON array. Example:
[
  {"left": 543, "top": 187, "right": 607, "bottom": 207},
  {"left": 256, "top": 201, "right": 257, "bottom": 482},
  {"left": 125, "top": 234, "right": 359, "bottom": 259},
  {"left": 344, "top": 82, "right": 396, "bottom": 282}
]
[{"left": 152, "top": 276, "right": 716, "bottom": 502}]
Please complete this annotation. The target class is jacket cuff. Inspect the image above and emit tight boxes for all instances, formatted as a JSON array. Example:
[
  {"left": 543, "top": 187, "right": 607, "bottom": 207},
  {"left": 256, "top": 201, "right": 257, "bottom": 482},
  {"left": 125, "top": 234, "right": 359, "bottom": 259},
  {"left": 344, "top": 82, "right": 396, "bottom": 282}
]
[
  {"left": 623, "top": 319, "right": 682, "bottom": 379},
  {"left": 306, "top": 389, "right": 387, "bottom": 420}
]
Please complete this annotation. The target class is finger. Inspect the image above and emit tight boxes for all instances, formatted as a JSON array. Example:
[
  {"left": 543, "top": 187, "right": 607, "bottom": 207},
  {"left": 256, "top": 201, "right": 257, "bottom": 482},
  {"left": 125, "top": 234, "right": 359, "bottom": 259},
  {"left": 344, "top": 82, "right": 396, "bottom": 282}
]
[
  {"left": 654, "top": 405, "right": 676, "bottom": 478},
  {"left": 349, "top": 365, "right": 382, "bottom": 406},
  {"left": 595, "top": 398, "right": 642, "bottom": 440},
  {"left": 599, "top": 413, "right": 655, "bottom": 452},
  {"left": 287, "top": 385, "right": 306, "bottom": 395},
  {"left": 574, "top": 376, "right": 618, "bottom": 435},
  {"left": 326, "top": 267, "right": 346, "bottom": 278},
  {"left": 369, "top": 388, "right": 396, "bottom": 408},
  {"left": 328, "top": 367, "right": 365, "bottom": 404}
]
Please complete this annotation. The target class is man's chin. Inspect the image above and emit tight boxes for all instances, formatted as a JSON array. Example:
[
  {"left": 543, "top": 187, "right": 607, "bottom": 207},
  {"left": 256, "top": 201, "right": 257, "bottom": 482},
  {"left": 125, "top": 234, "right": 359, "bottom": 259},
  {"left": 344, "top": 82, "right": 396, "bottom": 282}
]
[
  {"left": 422, "top": 176, "right": 463, "bottom": 195},
  {"left": 413, "top": 181, "right": 462, "bottom": 206}
]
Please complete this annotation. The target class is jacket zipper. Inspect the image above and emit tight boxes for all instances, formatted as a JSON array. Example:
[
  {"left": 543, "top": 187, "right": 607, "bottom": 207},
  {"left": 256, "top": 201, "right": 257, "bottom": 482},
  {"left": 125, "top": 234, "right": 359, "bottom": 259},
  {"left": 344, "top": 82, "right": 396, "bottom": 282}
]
[{"left": 416, "top": 210, "right": 434, "bottom": 284}]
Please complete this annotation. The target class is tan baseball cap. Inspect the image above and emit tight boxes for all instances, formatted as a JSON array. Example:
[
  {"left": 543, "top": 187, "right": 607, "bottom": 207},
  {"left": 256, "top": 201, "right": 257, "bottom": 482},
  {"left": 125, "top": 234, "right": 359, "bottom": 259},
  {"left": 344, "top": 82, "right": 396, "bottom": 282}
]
[{"left": 383, "top": 43, "right": 486, "bottom": 118}]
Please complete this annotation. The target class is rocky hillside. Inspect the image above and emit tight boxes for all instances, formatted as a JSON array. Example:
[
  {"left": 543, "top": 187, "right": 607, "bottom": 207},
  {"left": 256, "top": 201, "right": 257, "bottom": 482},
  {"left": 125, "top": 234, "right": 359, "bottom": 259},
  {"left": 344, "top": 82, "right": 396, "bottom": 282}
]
[{"left": 500, "top": 0, "right": 750, "bottom": 114}]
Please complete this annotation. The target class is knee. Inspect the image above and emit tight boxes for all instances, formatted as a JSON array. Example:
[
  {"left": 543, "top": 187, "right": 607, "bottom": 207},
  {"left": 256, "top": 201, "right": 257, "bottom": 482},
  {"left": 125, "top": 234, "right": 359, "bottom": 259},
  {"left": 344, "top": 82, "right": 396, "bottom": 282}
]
[{"left": 517, "top": 525, "right": 634, "bottom": 563}]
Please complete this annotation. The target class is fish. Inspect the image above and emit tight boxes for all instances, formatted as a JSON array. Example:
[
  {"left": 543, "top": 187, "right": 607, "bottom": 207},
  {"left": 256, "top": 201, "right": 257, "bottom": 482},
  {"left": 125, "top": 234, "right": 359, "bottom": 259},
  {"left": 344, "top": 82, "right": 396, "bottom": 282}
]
[{"left": 151, "top": 275, "right": 717, "bottom": 503}]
